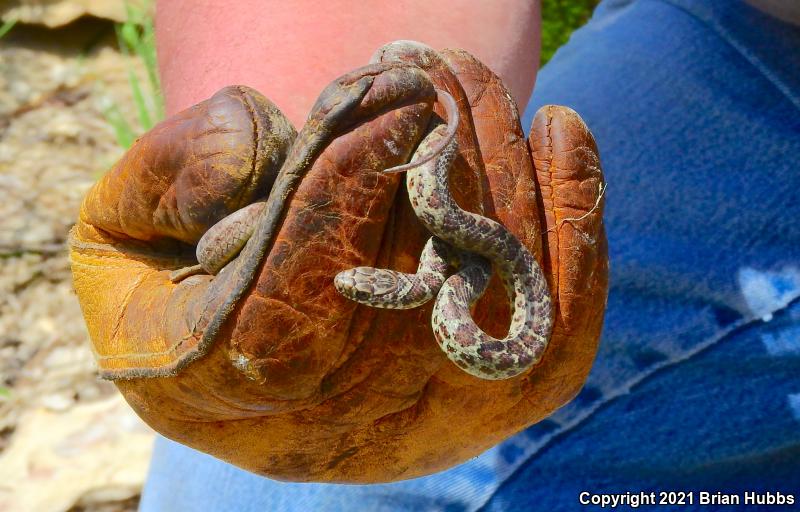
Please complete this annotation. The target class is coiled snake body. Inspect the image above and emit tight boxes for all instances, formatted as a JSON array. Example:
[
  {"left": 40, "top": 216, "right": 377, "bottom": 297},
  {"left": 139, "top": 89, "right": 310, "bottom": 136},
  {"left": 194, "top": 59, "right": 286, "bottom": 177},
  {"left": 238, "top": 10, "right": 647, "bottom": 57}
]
[
  {"left": 175, "top": 88, "right": 554, "bottom": 381},
  {"left": 334, "top": 91, "right": 553, "bottom": 380}
]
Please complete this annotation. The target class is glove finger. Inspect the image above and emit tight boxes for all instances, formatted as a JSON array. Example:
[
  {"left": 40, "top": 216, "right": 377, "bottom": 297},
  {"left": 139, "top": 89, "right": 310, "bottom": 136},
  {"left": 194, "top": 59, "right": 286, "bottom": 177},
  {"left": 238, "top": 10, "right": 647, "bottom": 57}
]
[
  {"left": 78, "top": 86, "right": 295, "bottom": 247},
  {"left": 71, "top": 86, "right": 294, "bottom": 381},
  {"left": 371, "top": 41, "right": 489, "bottom": 216},
  {"left": 370, "top": 41, "right": 524, "bottom": 350},
  {"left": 437, "top": 48, "right": 546, "bottom": 345},
  {"left": 524, "top": 105, "right": 608, "bottom": 404},
  {"left": 439, "top": 49, "right": 544, "bottom": 257},
  {"left": 530, "top": 106, "right": 607, "bottom": 328}
]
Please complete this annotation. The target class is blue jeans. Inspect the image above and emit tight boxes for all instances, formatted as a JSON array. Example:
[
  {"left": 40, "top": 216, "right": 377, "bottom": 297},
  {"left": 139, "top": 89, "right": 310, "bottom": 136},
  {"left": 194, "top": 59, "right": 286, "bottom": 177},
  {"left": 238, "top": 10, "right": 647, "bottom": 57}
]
[{"left": 141, "top": 0, "right": 800, "bottom": 510}]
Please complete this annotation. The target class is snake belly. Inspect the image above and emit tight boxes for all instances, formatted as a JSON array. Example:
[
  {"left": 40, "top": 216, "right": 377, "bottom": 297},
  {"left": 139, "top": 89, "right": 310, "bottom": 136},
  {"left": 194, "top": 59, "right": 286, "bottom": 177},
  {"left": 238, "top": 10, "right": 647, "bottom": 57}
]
[{"left": 335, "top": 93, "right": 554, "bottom": 380}]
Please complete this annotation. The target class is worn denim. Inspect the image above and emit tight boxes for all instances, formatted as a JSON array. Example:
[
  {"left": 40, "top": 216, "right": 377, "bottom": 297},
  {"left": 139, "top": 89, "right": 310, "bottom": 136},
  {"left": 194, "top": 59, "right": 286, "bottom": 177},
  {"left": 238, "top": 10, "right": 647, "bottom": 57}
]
[{"left": 140, "top": 0, "right": 800, "bottom": 510}]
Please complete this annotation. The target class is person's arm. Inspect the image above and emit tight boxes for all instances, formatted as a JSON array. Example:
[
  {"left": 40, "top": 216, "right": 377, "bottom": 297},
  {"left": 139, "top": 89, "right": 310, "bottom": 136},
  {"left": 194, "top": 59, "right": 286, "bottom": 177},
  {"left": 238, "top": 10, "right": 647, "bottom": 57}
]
[{"left": 155, "top": 0, "right": 541, "bottom": 125}]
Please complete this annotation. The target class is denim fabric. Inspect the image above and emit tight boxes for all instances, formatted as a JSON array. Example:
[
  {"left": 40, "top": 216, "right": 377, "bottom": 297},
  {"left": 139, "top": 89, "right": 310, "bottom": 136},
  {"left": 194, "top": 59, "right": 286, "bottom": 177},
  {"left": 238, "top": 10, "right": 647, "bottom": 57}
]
[{"left": 140, "top": 0, "right": 800, "bottom": 510}]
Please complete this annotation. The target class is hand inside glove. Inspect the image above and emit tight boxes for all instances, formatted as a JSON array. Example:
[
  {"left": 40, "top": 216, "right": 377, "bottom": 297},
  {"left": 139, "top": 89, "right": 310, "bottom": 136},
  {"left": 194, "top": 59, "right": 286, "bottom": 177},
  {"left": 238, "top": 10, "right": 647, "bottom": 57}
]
[{"left": 70, "top": 41, "right": 607, "bottom": 483}]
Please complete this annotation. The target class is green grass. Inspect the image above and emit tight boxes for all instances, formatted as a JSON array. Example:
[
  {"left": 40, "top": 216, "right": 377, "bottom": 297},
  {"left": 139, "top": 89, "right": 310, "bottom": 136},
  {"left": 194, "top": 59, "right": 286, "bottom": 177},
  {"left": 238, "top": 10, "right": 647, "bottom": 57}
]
[
  {"left": 541, "top": 0, "right": 600, "bottom": 65},
  {"left": 102, "top": 1, "right": 163, "bottom": 148},
  {"left": 0, "top": 17, "right": 16, "bottom": 39}
]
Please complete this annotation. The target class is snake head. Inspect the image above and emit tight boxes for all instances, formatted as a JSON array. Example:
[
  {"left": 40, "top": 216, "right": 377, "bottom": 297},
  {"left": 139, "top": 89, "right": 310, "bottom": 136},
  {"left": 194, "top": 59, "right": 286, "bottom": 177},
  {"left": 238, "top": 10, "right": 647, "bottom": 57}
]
[{"left": 334, "top": 267, "right": 401, "bottom": 307}]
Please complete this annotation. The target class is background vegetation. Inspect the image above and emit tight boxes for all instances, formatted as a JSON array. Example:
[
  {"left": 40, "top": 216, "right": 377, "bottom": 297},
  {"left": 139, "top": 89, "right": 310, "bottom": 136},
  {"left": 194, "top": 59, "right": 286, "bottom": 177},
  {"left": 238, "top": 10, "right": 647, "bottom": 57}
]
[
  {"left": 541, "top": 0, "right": 601, "bottom": 64},
  {"left": 105, "top": 3, "right": 161, "bottom": 148}
]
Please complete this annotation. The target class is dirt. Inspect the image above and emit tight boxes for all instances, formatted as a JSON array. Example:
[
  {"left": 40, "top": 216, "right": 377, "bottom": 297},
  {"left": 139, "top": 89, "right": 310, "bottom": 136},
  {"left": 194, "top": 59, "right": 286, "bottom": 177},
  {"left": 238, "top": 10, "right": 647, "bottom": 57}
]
[{"left": 0, "top": 15, "right": 156, "bottom": 512}]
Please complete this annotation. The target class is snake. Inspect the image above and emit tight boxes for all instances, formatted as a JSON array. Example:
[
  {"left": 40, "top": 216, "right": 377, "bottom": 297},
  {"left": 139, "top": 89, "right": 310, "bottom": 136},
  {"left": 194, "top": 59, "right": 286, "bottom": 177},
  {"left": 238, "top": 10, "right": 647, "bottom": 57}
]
[
  {"left": 172, "top": 82, "right": 553, "bottom": 381},
  {"left": 334, "top": 90, "right": 554, "bottom": 380}
]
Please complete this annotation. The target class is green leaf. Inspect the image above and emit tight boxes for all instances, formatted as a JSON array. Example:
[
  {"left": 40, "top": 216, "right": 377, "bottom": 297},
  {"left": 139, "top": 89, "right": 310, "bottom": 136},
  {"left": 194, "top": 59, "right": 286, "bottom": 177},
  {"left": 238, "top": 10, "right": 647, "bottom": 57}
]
[
  {"left": 101, "top": 102, "right": 137, "bottom": 149},
  {"left": 127, "top": 65, "right": 153, "bottom": 130},
  {"left": 0, "top": 17, "right": 17, "bottom": 39},
  {"left": 120, "top": 22, "right": 140, "bottom": 52},
  {"left": 112, "top": 8, "right": 162, "bottom": 137}
]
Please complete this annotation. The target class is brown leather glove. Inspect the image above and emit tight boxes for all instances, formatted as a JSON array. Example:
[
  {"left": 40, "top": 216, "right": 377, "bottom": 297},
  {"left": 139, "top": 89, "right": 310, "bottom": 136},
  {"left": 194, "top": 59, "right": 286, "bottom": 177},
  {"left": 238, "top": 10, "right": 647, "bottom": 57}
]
[{"left": 69, "top": 42, "right": 607, "bottom": 483}]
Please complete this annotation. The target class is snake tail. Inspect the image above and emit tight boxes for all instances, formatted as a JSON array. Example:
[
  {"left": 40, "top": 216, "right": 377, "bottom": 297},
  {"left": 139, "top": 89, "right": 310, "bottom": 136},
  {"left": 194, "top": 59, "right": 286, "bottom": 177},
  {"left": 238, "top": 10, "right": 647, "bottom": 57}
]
[{"left": 196, "top": 201, "right": 267, "bottom": 274}]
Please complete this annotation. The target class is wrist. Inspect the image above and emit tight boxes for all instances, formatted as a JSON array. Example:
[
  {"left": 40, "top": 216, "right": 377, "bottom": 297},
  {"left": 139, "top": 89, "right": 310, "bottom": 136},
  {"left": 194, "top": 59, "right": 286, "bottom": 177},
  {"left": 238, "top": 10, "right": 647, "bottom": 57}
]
[{"left": 156, "top": 0, "right": 540, "bottom": 124}]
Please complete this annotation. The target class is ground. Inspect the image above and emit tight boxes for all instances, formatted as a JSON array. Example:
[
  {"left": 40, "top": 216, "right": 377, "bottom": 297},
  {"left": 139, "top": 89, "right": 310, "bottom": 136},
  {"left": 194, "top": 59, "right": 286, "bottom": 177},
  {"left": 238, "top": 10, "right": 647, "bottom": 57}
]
[{"left": 0, "top": 13, "right": 154, "bottom": 512}]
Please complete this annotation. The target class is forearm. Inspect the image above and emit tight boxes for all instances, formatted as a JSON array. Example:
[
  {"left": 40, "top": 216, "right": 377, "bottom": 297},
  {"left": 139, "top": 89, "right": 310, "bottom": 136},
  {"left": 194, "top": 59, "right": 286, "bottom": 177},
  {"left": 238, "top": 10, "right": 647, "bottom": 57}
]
[{"left": 156, "top": 0, "right": 541, "bottom": 125}]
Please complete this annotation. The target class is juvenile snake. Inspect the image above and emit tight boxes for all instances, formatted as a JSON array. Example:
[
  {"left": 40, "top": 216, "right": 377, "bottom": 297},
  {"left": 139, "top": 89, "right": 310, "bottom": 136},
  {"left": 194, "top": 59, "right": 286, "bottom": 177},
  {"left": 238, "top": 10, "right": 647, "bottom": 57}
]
[
  {"left": 334, "top": 90, "right": 553, "bottom": 380},
  {"left": 175, "top": 84, "right": 554, "bottom": 381}
]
